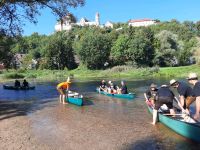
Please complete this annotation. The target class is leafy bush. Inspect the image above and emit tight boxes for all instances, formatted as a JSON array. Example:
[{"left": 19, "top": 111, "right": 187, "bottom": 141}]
[
  {"left": 4, "top": 73, "right": 25, "bottom": 79},
  {"left": 149, "top": 66, "right": 160, "bottom": 73},
  {"left": 17, "top": 68, "right": 26, "bottom": 73},
  {"left": 104, "top": 65, "right": 134, "bottom": 73}
]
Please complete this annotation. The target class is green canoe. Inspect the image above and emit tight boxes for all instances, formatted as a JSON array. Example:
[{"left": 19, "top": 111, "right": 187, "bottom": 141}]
[
  {"left": 3, "top": 85, "right": 35, "bottom": 90},
  {"left": 96, "top": 88, "right": 135, "bottom": 99},
  {"left": 146, "top": 101, "right": 200, "bottom": 142},
  {"left": 66, "top": 95, "right": 83, "bottom": 106}
]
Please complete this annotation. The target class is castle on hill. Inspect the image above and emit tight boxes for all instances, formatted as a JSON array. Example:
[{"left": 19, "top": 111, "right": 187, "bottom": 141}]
[
  {"left": 55, "top": 12, "right": 113, "bottom": 32},
  {"left": 54, "top": 12, "right": 157, "bottom": 32}
]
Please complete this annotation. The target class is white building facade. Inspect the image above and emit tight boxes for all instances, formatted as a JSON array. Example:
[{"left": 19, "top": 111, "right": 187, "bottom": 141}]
[
  {"left": 55, "top": 12, "right": 113, "bottom": 32},
  {"left": 128, "top": 19, "right": 157, "bottom": 27}
]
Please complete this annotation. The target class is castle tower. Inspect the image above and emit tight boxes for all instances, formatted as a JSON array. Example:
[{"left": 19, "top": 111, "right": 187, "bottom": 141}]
[{"left": 95, "top": 12, "right": 100, "bottom": 26}]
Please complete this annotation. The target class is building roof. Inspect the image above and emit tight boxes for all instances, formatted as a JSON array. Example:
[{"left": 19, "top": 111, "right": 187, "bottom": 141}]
[{"left": 128, "top": 19, "right": 154, "bottom": 23}]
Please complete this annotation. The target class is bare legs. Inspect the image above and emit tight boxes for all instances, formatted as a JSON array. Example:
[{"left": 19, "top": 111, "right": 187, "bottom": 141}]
[
  {"left": 59, "top": 95, "right": 62, "bottom": 103},
  {"left": 194, "top": 99, "right": 200, "bottom": 120},
  {"left": 152, "top": 108, "right": 175, "bottom": 125},
  {"left": 59, "top": 94, "right": 68, "bottom": 104},
  {"left": 152, "top": 109, "right": 157, "bottom": 125}
]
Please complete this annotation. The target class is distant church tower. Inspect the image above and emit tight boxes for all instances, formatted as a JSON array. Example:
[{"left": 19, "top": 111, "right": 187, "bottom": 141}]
[{"left": 95, "top": 12, "right": 100, "bottom": 26}]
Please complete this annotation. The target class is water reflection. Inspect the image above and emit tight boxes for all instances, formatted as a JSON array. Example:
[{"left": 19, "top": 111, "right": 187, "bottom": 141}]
[{"left": 0, "top": 79, "right": 200, "bottom": 149}]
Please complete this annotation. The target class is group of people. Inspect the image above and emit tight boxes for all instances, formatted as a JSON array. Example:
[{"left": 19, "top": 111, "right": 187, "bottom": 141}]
[
  {"left": 14, "top": 79, "right": 29, "bottom": 88},
  {"left": 144, "top": 72, "right": 200, "bottom": 125},
  {"left": 56, "top": 78, "right": 129, "bottom": 105},
  {"left": 99, "top": 80, "right": 128, "bottom": 94}
]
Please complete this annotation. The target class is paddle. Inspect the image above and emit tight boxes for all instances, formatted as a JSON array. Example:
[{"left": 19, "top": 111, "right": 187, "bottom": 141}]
[
  {"left": 174, "top": 97, "right": 198, "bottom": 123},
  {"left": 163, "top": 114, "right": 185, "bottom": 116},
  {"left": 174, "top": 97, "right": 188, "bottom": 114}
]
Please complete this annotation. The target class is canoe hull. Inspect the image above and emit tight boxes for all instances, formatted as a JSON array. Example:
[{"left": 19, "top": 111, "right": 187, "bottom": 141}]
[
  {"left": 66, "top": 97, "right": 83, "bottom": 106},
  {"left": 146, "top": 102, "right": 200, "bottom": 142},
  {"left": 96, "top": 88, "right": 135, "bottom": 99},
  {"left": 3, "top": 85, "right": 35, "bottom": 90}
]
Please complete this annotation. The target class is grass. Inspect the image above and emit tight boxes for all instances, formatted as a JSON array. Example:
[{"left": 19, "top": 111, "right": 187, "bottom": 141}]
[{"left": 0, "top": 65, "right": 200, "bottom": 82}]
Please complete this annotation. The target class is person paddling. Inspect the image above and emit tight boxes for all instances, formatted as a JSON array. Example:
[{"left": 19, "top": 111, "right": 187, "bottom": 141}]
[
  {"left": 187, "top": 73, "right": 200, "bottom": 120},
  {"left": 57, "top": 77, "right": 71, "bottom": 104},
  {"left": 170, "top": 79, "right": 195, "bottom": 114},
  {"left": 118, "top": 81, "right": 128, "bottom": 94},
  {"left": 22, "top": 79, "right": 29, "bottom": 88},
  {"left": 107, "top": 81, "right": 118, "bottom": 94},
  {"left": 99, "top": 80, "right": 107, "bottom": 91},
  {"left": 14, "top": 80, "right": 21, "bottom": 88}
]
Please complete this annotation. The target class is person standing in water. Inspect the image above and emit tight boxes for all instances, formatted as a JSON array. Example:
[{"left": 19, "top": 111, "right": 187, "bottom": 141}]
[
  {"left": 144, "top": 83, "right": 158, "bottom": 106},
  {"left": 152, "top": 85, "right": 176, "bottom": 125},
  {"left": 57, "top": 77, "right": 71, "bottom": 104},
  {"left": 170, "top": 79, "right": 195, "bottom": 114},
  {"left": 187, "top": 73, "right": 200, "bottom": 120}
]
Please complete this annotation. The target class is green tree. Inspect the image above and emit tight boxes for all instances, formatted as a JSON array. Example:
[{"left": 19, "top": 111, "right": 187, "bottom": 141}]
[
  {"left": 0, "top": 35, "right": 14, "bottom": 68},
  {"left": 0, "top": 0, "right": 85, "bottom": 36},
  {"left": 128, "top": 36, "right": 154, "bottom": 67},
  {"left": 154, "top": 30, "right": 180, "bottom": 66},
  {"left": 196, "top": 21, "right": 200, "bottom": 36},
  {"left": 74, "top": 30, "right": 111, "bottom": 69},
  {"left": 45, "top": 32, "right": 77, "bottom": 70},
  {"left": 110, "top": 35, "right": 129, "bottom": 65}
]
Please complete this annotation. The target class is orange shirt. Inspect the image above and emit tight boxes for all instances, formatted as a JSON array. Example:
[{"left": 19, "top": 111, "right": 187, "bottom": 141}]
[{"left": 57, "top": 82, "right": 70, "bottom": 90}]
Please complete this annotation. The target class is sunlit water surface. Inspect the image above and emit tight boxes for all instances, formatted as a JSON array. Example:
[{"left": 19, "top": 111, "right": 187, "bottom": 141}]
[{"left": 0, "top": 79, "right": 200, "bottom": 149}]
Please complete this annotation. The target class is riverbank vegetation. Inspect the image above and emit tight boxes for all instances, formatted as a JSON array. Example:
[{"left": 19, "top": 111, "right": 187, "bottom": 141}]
[
  {"left": 1, "top": 65, "right": 200, "bottom": 82},
  {"left": 1, "top": 19, "right": 200, "bottom": 81}
]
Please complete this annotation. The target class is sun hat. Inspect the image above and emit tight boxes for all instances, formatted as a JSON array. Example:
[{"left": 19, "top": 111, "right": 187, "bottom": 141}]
[
  {"left": 150, "top": 83, "right": 157, "bottom": 88},
  {"left": 161, "top": 84, "right": 168, "bottom": 87},
  {"left": 66, "top": 77, "right": 71, "bottom": 83},
  {"left": 170, "top": 79, "right": 177, "bottom": 86},
  {"left": 108, "top": 81, "right": 112, "bottom": 84},
  {"left": 187, "top": 73, "right": 198, "bottom": 80}
]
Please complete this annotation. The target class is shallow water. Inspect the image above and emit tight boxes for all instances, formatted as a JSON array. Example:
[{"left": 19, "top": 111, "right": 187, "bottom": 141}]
[{"left": 0, "top": 79, "right": 200, "bottom": 149}]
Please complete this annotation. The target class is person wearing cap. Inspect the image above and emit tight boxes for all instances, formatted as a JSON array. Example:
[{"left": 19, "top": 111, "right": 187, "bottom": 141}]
[
  {"left": 107, "top": 81, "right": 118, "bottom": 94},
  {"left": 187, "top": 73, "right": 200, "bottom": 120},
  {"left": 170, "top": 79, "right": 195, "bottom": 114},
  {"left": 144, "top": 83, "right": 158, "bottom": 106},
  {"left": 118, "top": 80, "right": 128, "bottom": 94},
  {"left": 57, "top": 77, "right": 71, "bottom": 104},
  {"left": 99, "top": 80, "right": 107, "bottom": 91},
  {"left": 152, "top": 85, "right": 176, "bottom": 125}
]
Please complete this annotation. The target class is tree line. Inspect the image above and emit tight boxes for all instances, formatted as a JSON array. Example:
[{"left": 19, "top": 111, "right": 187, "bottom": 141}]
[{"left": 1, "top": 20, "right": 200, "bottom": 70}]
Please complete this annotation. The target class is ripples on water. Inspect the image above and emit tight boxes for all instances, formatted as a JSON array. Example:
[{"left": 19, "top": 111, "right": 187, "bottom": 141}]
[{"left": 0, "top": 79, "right": 200, "bottom": 149}]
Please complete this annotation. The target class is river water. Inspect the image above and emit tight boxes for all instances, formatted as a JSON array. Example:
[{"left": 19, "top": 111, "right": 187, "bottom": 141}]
[{"left": 0, "top": 79, "right": 200, "bottom": 150}]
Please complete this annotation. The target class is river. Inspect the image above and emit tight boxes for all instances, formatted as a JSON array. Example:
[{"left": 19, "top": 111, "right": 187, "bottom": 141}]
[{"left": 0, "top": 79, "right": 200, "bottom": 150}]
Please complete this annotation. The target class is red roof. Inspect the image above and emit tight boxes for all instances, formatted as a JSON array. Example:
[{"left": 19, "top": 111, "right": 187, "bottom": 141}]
[{"left": 128, "top": 19, "right": 154, "bottom": 23}]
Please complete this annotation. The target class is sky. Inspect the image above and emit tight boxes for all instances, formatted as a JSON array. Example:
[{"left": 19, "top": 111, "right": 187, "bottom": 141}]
[{"left": 23, "top": 0, "right": 200, "bottom": 36}]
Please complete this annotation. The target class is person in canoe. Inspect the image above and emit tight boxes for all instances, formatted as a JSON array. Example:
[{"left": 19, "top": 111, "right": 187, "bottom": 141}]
[
  {"left": 144, "top": 83, "right": 158, "bottom": 106},
  {"left": 107, "top": 81, "right": 118, "bottom": 94},
  {"left": 117, "top": 81, "right": 128, "bottom": 94},
  {"left": 14, "top": 80, "right": 21, "bottom": 88},
  {"left": 57, "top": 77, "right": 71, "bottom": 104},
  {"left": 99, "top": 80, "right": 107, "bottom": 91},
  {"left": 22, "top": 79, "right": 29, "bottom": 88},
  {"left": 187, "top": 73, "right": 200, "bottom": 120},
  {"left": 152, "top": 84, "right": 176, "bottom": 125},
  {"left": 170, "top": 79, "right": 195, "bottom": 114}
]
